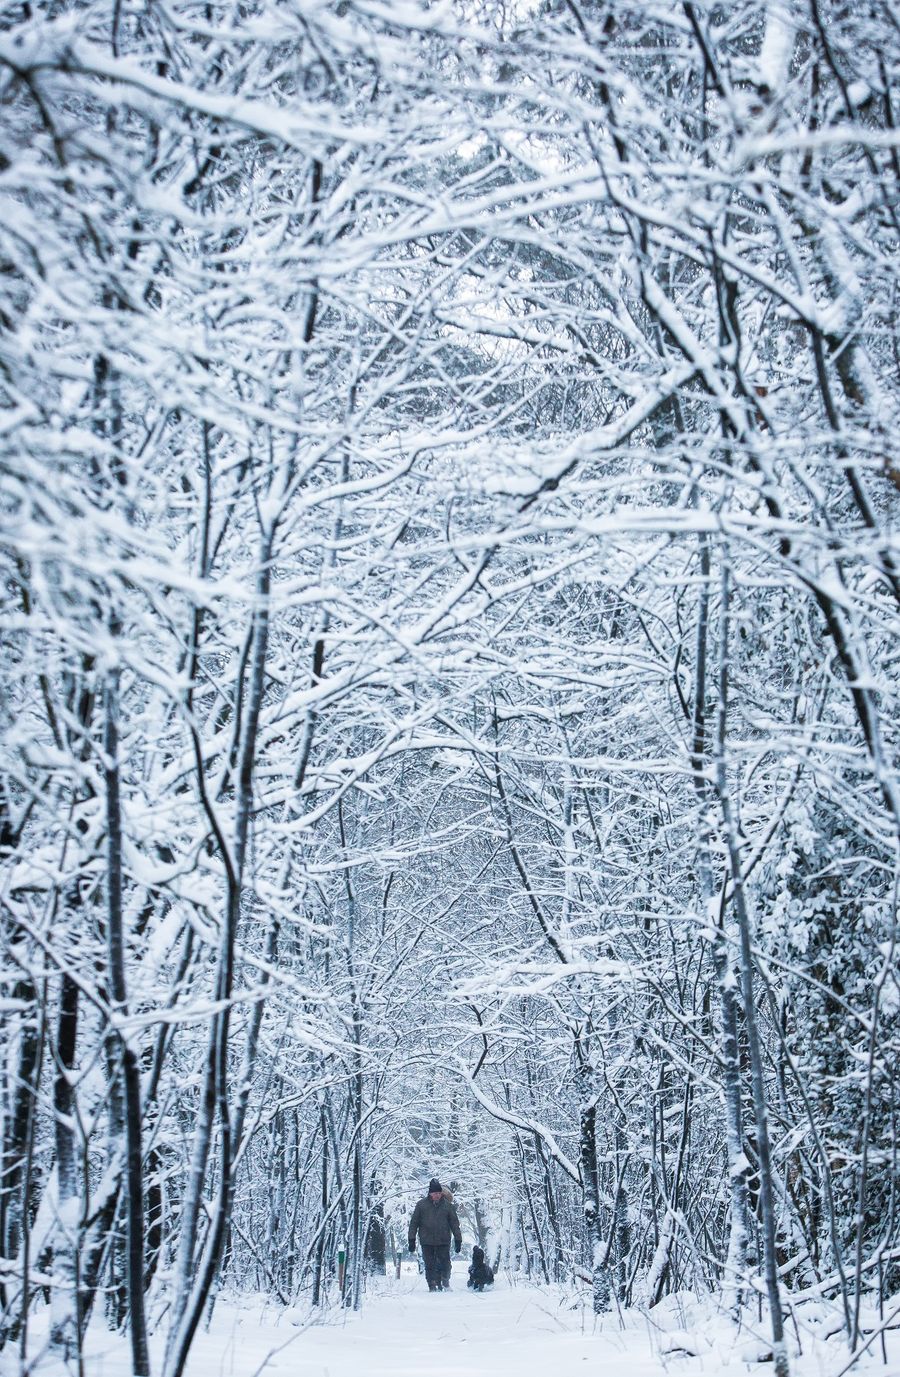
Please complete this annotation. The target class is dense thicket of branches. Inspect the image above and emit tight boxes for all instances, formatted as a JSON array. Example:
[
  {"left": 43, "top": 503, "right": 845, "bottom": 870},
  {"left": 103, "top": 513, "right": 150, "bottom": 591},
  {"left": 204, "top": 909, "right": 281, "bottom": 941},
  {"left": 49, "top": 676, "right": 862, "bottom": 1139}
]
[{"left": 1, "top": 1, "right": 898, "bottom": 1374}]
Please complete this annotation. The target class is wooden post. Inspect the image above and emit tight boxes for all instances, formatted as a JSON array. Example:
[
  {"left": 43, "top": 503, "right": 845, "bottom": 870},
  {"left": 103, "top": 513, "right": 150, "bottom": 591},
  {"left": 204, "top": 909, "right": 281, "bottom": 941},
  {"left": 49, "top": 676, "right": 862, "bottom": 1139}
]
[{"left": 338, "top": 1247, "right": 346, "bottom": 1296}]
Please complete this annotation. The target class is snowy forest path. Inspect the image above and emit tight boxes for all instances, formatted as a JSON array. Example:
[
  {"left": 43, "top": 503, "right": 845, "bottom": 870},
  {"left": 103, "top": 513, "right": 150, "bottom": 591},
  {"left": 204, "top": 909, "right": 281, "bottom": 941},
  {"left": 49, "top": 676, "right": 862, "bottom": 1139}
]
[{"left": 178, "top": 1271, "right": 672, "bottom": 1377}]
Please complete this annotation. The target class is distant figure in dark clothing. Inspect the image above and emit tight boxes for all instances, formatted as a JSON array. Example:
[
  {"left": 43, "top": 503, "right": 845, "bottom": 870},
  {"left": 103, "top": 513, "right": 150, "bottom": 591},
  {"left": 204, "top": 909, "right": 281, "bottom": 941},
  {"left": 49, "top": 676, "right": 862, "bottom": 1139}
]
[
  {"left": 467, "top": 1245, "right": 494, "bottom": 1292},
  {"left": 408, "top": 1178, "right": 462, "bottom": 1291}
]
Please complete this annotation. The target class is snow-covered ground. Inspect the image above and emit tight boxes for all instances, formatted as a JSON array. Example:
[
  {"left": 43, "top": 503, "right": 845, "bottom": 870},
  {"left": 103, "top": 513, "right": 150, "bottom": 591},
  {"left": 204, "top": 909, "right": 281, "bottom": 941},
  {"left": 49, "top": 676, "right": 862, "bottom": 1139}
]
[{"left": 13, "top": 1268, "right": 900, "bottom": 1377}]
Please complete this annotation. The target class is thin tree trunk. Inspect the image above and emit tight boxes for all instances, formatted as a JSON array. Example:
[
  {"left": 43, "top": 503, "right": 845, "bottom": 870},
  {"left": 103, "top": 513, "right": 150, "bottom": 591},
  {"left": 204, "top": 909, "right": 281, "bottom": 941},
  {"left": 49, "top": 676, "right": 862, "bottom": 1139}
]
[
  {"left": 205, "top": 917, "right": 279, "bottom": 1324},
  {"left": 0, "top": 972, "right": 40, "bottom": 1321},
  {"left": 688, "top": 530, "right": 749, "bottom": 1308},
  {"left": 515, "top": 1132, "right": 551, "bottom": 1285},
  {"left": 165, "top": 544, "right": 272, "bottom": 1377},
  {"left": 5, "top": 982, "right": 46, "bottom": 1360},
  {"left": 715, "top": 566, "right": 789, "bottom": 1377},
  {"left": 311, "top": 1104, "right": 329, "bottom": 1306},
  {"left": 613, "top": 1112, "right": 630, "bottom": 1302},
  {"left": 578, "top": 1061, "right": 610, "bottom": 1313},
  {"left": 103, "top": 668, "right": 150, "bottom": 1376},
  {"left": 338, "top": 795, "right": 366, "bottom": 1312},
  {"left": 49, "top": 971, "right": 81, "bottom": 1368}
]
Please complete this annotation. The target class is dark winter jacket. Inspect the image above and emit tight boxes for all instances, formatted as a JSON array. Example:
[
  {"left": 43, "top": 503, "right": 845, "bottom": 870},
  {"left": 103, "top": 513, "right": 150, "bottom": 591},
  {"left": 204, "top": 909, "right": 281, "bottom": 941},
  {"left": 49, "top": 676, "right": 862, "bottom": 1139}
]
[
  {"left": 467, "top": 1245, "right": 494, "bottom": 1288},
  {"left": 408, "top": 1194, "right": 462, "bottom": 1250}
]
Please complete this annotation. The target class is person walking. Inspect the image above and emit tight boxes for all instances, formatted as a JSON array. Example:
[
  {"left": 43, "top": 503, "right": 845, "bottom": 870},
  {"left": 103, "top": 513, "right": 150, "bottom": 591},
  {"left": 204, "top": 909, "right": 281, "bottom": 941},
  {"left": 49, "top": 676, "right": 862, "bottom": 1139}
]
[{"left": 408, "top": 1178, "right": 462, "bottom": 1291}]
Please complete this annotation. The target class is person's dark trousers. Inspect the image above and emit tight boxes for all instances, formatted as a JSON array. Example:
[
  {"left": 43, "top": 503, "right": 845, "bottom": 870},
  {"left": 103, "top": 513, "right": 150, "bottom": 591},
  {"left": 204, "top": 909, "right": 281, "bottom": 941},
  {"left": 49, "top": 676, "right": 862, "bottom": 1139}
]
[{"left": 421, "top": 1244, "right": 450, "bottom": 1290}]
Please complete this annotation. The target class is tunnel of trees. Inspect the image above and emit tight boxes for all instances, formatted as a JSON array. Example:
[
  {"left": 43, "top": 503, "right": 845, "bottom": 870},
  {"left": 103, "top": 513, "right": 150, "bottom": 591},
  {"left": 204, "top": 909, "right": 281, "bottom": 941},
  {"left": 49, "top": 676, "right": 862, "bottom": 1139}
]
[{"left": 1, "top": 2, "right": 899, "bottom": 1375}]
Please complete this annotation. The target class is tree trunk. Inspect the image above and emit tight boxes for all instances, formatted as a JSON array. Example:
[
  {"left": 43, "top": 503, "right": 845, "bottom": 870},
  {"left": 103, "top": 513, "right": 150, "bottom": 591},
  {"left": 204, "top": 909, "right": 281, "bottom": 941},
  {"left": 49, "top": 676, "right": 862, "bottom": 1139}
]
[
  {"left": 311, "top": 1105, "right": 329, "bottom": 1307},
  {"left": 0, "top": 974, "right": 40, "bottom": 1300},
  {"left": 690, "top": 531, "right": 750, "bottom": 1311},
  {"left": 49, "top": 972, "right": 81, "bottom": 1366},
  {"left": 103, "top": 669, "right": 150, "bottom": 1376},
  {"left": 715, "top": 567, "right": 789, "bottom": 1377},
  {"left": 579, "top": 1079, "right": 610, "bottom": 1313},
  {"left": 165, "top": 545, "right": 272, "bottom": 1377}
]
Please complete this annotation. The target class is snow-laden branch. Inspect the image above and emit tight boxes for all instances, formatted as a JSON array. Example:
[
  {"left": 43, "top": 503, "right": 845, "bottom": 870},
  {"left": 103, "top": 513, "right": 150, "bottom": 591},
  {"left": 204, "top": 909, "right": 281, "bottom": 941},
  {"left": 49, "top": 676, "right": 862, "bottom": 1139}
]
[{"left": 449, "top": 1057, "right": 581, "bottom": 1185}]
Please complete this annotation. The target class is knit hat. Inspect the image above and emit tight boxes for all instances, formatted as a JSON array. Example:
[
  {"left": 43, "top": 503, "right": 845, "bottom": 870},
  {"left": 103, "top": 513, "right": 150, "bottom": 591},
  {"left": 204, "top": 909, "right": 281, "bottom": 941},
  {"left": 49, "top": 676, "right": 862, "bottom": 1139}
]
[{"left": 428, "top": 1178, "right": 442, "bottom": 1193}]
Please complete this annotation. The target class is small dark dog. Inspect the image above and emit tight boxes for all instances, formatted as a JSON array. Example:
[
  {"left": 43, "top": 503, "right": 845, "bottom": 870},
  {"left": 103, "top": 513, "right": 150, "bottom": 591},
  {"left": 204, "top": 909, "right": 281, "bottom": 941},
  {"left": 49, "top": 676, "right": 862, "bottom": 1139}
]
[{"left": 467, "top": 1245, "right": 494, "bottom": 1292}]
